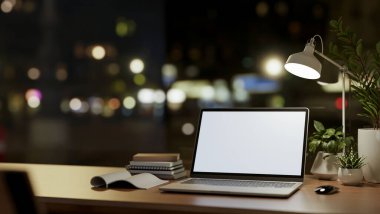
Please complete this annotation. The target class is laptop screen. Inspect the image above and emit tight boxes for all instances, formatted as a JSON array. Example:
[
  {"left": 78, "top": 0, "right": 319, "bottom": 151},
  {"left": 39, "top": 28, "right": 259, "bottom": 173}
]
[{"left": 191, "top": 108, "right": 309, "bottom": 179}]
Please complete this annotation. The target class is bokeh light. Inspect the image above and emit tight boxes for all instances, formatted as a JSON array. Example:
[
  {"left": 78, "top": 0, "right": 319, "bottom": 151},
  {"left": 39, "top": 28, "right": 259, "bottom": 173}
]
[
  {"left": 25, "top": 89, "right": 42, "bottom": 109},
  {"left": 137, "top": 88, "right": 155, "bottom": 104},
  {"left": 116, "top": 19, "right": 129, "bottom": 37},
  {"left": 182, "top": 123, "right": 195, "bottom": 135},
  {"left": 256, "top": 1, "right": 269, "bottom": 17},
  {"left": 25, "top": 89, "right": 42, "bottom": 100},
  {"left": 154, "top": 90, "right": 166, "bottom": 104},
  {"left": 129, "top": 58, "right": 144, "bottom": 73},
  {"left": 162, "top": 64, "right": 177, "bottom": 86},
  {"left": 108, "top": 98, "right": 121, "bottom": 110},
  {"left": 91, "top": 45, "right": 106, "bottom": 60},
  {"left": 89, "top": 97, "right": 104, "bottom": 115},
  {"left": 1, "top": 1, "right": 13, "bottom": 13},
  {"left": 27, "top": 67, "right": 41, "bottom": 80},
  {"left": 27, "top": 96, "right": 40, "bottom": 108},
  {"left": 60, "top": 99, "right": 70, "bottom": 113},
  {"left": 167, "top": 88, "right": 186, "bottom": 104},
  {"left": 263, "top": 57, "right": 284, "bottom": 77},
  {"left": 200, "top": 86, "right": 215, "bottom": 101},
  {"left": 268, "top": 95, "right": 285, "bottom": 107},
  {"left": 56, "top": 67, "right": 68, "bottom": 81},
  {"left": 133, "top": 74, "right": 146, "bottom": 86},
  {"left": 115, "top": 18, "right": 136, "bottom": 37},
  {"left": 69, "top": 98, "right": 82, "bottom": 111},
  {"left": 123, "top": 96, "right": 136, "bottom": 109},
  {"left": 8, "top": 93, "right": 24, "bottom": 114}
]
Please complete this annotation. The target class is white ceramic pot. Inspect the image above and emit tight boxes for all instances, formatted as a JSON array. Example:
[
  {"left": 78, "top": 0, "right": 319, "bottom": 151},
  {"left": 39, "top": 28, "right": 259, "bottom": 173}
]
[
  {"left": 338, "top": 168, "right": 363, "bottom": 185},
  {"left": 310, "top": 151, "right": 339, "bottom": 180},
  {"left": 358, "top": 128, "right": 380, "bottom": 183}
]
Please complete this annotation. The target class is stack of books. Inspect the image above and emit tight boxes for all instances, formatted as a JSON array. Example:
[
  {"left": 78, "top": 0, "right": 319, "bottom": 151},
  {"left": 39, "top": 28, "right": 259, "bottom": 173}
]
[{"left": 126, "top": 153, "right": 186, "bottom": 180}]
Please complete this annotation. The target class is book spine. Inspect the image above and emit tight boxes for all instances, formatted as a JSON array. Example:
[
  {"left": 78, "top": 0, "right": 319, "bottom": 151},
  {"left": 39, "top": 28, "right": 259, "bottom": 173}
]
[
  {"left": 127, "top": 165, "right": 178, "bottom": 171},
  {"left": 132, "top": 153, "right": 180, "bottom": 162},
  {"left": 129, "top": 160, "right": 182, "bottom": 167},
  {"left": 129, "top": 167, "right": 185, "bottom": 175}
]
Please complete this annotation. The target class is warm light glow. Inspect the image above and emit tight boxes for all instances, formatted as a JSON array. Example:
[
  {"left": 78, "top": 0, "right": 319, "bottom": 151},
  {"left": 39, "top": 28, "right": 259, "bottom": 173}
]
[
  {"left": 137, "top": 88, "right": 155, "bottom": 104},
  {"left": 123, "top": 96, "right": 136, "bottom": 109},
  {"left": 256, "top": 1, "right": 269, "bottom": 17},
  {"left": 89, "top": 97, "right": 104, "bottom": 115},
  {"left": 214, "top": 80, "right": 231, "bottom": 102},
  {"left": 91, "top": 45, "right": 106, "bottom": 60},
  {"left": 69, "top": 98, "right": 82, "bottom": 111},
  {"left": 8, "top": 93, "right": 23, "bottom": 114},
  {"left": 321, "top": 75, "right": 350, "bottom": 93},
  {"left": 27, "top": 67, "right": 41, "bottom": 80},
  {"left": 25, "top": 89, "right": 42, "bottom": 109},
  {"left": 162, "top": 64, "right": 177, "bottom": 86},
  {"left": 263, "top": 57, "right": 284, "bottom": 77},
  {"left": 182, "top": 123, "right": 195, "bottom": 135},
  {"left": 129, "top": 58, "right": 144, "bottom": 73},
  {"left": 25, "top": 89, "right": 42, "bottom": 100},
  {"left": 154, "top": 90, "right": 166, "bottom": 103},
  {"left": 1, "top": 1, "right": 13, "bottom": 13},
  {"left": 233, "top": 89, "right": 250, "bottom": 102},
  {"left": 167, "top": 88, "right": 186, "bottom": 104},
  {"left": 56, "top": 67, "right": 68, "bottom": 81},
  {"left": 171, "top": 80, "right": 211, "bottom": 99},
  {"left": 78, "top": 101, "right": 90, "bottom": 113},
  {"left": 27, "top": 96, "right": 40, "bottom": 108},
  {"left": 200, "top": 86, "right": 215, "bottom": 101},
  {"left": 284, "top": 63, "right": 321, "bottom": 79},
  {"left": 108, "top": 98, "right": 121, "bottom": 110}
]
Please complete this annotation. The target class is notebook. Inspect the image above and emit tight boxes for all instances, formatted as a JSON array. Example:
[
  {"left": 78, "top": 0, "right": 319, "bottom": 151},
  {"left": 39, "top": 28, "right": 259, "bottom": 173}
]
[{"left": 160, "top": 108, "right": 309, "bottom": 197}]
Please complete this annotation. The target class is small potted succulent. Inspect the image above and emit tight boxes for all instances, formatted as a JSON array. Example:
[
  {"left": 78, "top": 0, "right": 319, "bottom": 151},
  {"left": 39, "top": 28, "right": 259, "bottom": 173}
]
[
  {"left": 337, "top": 149, "right": 366, "bottom": 185},
  {"left": 308, "top": 120, "right": 354, "bottom": 180}
]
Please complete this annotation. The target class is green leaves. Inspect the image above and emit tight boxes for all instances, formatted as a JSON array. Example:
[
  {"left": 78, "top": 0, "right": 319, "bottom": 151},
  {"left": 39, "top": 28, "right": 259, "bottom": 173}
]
[
  {"left": 337, "top": 149, "right": 366, "bottom": 169},
  {"left": 314, "top": 120, "right": 324, "bottom": 132},
  {"left": 308, "top": 120, "right": 353, "bottom": 154},
  {"left": 328, "top": 17, "right": 380, "bottom": 128}
]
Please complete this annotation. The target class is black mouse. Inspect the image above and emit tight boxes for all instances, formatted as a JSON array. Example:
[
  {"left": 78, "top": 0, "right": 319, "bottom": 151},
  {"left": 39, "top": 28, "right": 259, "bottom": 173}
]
[{"left": 314, "top": 185, "right": 339, "bottom": 194}]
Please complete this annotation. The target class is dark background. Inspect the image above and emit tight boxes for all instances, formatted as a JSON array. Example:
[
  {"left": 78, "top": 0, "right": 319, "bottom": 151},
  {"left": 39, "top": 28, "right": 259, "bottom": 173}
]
[{"left": 0, "top": 0, "right": 378, "bottom": 171}]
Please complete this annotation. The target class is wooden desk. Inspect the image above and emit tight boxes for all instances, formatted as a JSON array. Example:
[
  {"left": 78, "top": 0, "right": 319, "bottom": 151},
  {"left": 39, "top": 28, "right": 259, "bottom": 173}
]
[{"left": 1, "top": 163, "right": 380, "bottom": 214}]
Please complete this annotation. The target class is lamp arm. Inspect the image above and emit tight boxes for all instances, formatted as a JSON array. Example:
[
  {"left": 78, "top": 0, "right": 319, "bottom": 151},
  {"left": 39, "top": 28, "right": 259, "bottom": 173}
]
[{"left": 314, "top": 50, "right": 354, "bottom": 76}]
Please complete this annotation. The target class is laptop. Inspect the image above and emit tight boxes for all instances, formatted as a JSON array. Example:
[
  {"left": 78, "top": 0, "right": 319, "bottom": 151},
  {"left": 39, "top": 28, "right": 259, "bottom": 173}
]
[{"left": 160, "top": 108, "right": 309, "bottom": 197}]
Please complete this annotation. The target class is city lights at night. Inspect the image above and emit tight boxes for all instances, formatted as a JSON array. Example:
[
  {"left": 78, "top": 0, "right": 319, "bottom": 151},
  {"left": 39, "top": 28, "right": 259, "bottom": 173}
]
[{"left": 0, "top": 0, "right": 371, "bottom": 177}]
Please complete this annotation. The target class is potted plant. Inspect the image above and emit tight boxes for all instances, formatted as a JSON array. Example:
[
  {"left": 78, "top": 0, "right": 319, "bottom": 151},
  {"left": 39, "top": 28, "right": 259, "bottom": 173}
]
[
  {"left": 337, "top": 149, "right": 366, "bottom": 185},
  {"left": 308, "top": 120, "right": 354, "bottom": 180},
  {"left": 329, "top": 17, "right": 380, "bottom": 183}
]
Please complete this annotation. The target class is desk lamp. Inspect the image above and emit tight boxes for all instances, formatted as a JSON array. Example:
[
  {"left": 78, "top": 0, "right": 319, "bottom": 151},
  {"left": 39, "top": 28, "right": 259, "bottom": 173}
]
[{"left": 284, "top": 35, "right": 353, "bottom": 138}]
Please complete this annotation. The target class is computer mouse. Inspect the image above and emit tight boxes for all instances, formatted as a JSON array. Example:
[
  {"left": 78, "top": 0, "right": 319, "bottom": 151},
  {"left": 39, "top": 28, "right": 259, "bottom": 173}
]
[{"left": 314, "top": 185, "right": 339, "bottom": 195}]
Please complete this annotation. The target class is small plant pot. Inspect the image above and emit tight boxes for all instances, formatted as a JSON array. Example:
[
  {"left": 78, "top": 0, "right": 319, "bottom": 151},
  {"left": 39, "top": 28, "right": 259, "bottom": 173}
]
[
  {"left": 338, "top": 168, "right": 363, "bottom": 186},
  {"left": 310, "top": 152, "right": 339, "bottom": 180}
]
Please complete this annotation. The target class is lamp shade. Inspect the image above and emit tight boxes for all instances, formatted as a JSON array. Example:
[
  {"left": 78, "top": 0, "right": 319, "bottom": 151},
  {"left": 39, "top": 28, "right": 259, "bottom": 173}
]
[{"left": 284, "top": 44, "right": 322, "bottom": 79}]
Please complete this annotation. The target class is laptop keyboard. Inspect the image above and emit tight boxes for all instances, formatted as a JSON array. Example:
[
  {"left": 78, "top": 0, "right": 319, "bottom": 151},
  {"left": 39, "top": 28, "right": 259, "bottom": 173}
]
[{"left": 182, "top": 178, "right": 296, "bottom": 188}]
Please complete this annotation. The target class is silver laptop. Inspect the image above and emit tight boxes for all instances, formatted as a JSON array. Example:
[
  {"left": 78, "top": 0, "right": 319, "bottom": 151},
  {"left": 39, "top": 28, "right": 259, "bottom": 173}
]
[{"left": 160, "top": 108, "right": 309, "bottom": 197}]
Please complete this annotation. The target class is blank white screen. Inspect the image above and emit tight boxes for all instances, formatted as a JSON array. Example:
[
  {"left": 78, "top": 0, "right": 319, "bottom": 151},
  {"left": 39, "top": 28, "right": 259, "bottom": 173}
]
[{"left": 193, "top": 111, "right": 306, "bottom": 176}]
